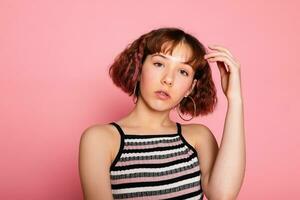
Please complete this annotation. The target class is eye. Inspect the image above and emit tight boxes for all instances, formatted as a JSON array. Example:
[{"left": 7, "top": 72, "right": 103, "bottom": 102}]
[
  {"left": 180, "top": 69, "right": 189, "bottom": 76},
  {"left": 153, "top": 62, "right": 164, "bottom": 67}
]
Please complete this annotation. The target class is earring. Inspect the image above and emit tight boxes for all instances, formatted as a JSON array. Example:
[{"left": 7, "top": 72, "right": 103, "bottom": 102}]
[{"left": 176, "top": 95, "right": 196, "bottom": 121}]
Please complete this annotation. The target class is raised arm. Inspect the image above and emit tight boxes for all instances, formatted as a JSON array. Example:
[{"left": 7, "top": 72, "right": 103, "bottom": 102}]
[
  {"left": 203, "top": 45, "right": 246, "bottom": 199},
  {"left": 78, "top": 125, "right": 114, "bottom": 200}
]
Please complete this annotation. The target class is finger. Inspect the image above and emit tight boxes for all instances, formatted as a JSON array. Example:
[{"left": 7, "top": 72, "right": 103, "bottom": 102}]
[
  {"left": 217, "top": 61, "right": 228, "bottom": 77},
  {"left": 206, "top": 56, "right": 238, "bottom": 72},
  {"left": 204, "top": 52, "right": 233, "bottom": 60},
  {"left": 206, "top": 49, "right": 236, "bottom": 63},
  {"left": 207, "top": 56, "right": 230, "bottom": 73},
  {"left": 206, "top": 53, "right": 237, "bottom": 67},
  {"left": 208, "top": 45, "right": 234, "bottom": 57}
]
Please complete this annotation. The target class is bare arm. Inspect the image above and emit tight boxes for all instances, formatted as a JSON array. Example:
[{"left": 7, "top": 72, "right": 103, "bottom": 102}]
[
  {"left": 207, "top": 99, "right": 246, "bottom": 199},
  {"left": 203, "top": 45, "right": 246, "bottom": 199},
  {"left": 78, "top": 125, "right": 114, "bottom": 200}
]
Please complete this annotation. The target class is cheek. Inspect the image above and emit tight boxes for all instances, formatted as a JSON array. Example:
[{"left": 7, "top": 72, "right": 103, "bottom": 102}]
[
  {"left": 175, "top": 80, "right": 192, "bottom": 97},
  {"left": 140, "top": 65, "right": 159, "bottom": 86}
]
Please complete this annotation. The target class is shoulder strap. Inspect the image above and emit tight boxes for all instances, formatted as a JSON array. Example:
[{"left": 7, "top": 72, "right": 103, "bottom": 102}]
[
  {"left": 109, "top": 122, "right": 125, "bottom": 171},
  {"left": 109, "top": 122, "right": 125, "bottom": 137},
  {"left": 176, "top": 122, "right": 181, "bottom": 135},
  {"left": 176, "top": 122, "right": 198, "bottom": 155}
]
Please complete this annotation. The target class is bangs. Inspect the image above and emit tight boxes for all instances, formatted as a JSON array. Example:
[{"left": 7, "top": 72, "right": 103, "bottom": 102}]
[{"left": 145, "top": 36, "right": 206, "bottom": 72}]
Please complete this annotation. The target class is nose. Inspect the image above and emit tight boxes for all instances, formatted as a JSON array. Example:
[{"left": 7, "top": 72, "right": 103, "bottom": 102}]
[
  {"left": 163, "top": 79, "right": 172, "bottom": 86},
  {"left": 162, "top": 73, "right": 173, "bottom": 86}
]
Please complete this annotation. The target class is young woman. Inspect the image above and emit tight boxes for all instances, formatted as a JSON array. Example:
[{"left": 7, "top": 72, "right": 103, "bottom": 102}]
[{"left": 79, "top": 27, "right": 245, "bottom": 200}]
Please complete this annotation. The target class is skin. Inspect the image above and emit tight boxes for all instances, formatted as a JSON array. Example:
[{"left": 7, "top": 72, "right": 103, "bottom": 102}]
[{"left": 79, "top": 42, "right": 245, "bottom": 200}]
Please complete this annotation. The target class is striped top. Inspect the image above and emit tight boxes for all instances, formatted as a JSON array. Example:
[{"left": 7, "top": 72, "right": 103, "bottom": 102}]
[{"left": 109, "top": 122, "right": 203, "bottom": 200}]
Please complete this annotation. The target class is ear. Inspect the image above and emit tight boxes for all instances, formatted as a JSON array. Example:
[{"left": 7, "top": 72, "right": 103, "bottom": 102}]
[{"left": 185, "top": 79, "right": 197, "bottom": 97}]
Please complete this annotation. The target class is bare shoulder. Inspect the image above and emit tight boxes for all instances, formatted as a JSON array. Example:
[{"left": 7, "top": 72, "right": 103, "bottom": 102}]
[
  {"left": 184, "top": 123, "right": 219, "bottom": 163},
  {"left": 181, "top": 123, "right": 216, "bottom": 147},
  {"left": 79, "top": 123, "right": 116, "bottom": 199},
  {"left": 79, "top": 123, "right": 116, "bottom": 170},
  {"left": 80, "top": 123, "right": 115, "bottom": 144},
  {"left": 79, "top": 123, "right": 121, "bottom": 164}
]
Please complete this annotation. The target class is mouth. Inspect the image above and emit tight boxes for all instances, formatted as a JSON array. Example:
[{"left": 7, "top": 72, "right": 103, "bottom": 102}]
[{"left": 155, "top": 90, "right": 171, "bottom": 100}]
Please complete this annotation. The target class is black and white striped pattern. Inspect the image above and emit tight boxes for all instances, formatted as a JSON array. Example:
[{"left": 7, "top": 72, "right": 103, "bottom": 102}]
[{"left": 109, "top": 122, "right": 203, "bottom": 200}]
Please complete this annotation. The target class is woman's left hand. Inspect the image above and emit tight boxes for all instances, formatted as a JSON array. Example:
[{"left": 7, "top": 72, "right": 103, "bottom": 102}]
[{"left": 204, "top": 45, "right": 243, "bottom": 102}]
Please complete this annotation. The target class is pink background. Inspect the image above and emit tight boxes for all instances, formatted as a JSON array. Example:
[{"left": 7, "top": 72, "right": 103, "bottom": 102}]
[{"left": 1, "top": 1, "right": 299, "bottom": 199}]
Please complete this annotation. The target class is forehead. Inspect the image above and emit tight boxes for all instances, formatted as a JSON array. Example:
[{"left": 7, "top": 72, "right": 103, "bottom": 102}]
[{"left": 153, "top": 42, "right": 193, "bottom": 64}]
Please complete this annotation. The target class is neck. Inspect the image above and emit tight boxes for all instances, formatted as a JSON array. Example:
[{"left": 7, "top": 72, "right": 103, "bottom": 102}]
[{"left": 121, "top": 96, "right": 175, "bottom": 130}]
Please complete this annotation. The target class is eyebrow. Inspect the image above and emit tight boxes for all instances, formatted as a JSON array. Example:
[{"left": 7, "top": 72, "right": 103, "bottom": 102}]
[{"left": 151, "top": 54, "right": 190, "bottom": 65}]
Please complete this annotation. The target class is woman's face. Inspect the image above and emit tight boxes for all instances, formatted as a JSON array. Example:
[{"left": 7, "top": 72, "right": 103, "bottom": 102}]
[{"left": 138, "top": 43, "right": 197, "bottom": 111}]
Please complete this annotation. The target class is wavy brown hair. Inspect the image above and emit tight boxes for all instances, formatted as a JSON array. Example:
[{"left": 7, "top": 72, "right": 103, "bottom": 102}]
[{"left": 108, "top": 27, "right": 217, "bottom": 117}]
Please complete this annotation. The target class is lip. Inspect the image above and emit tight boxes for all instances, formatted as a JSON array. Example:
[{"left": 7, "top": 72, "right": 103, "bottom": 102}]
[{"left": 155, "top": 90, "right": 171, "bottom": 100}]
